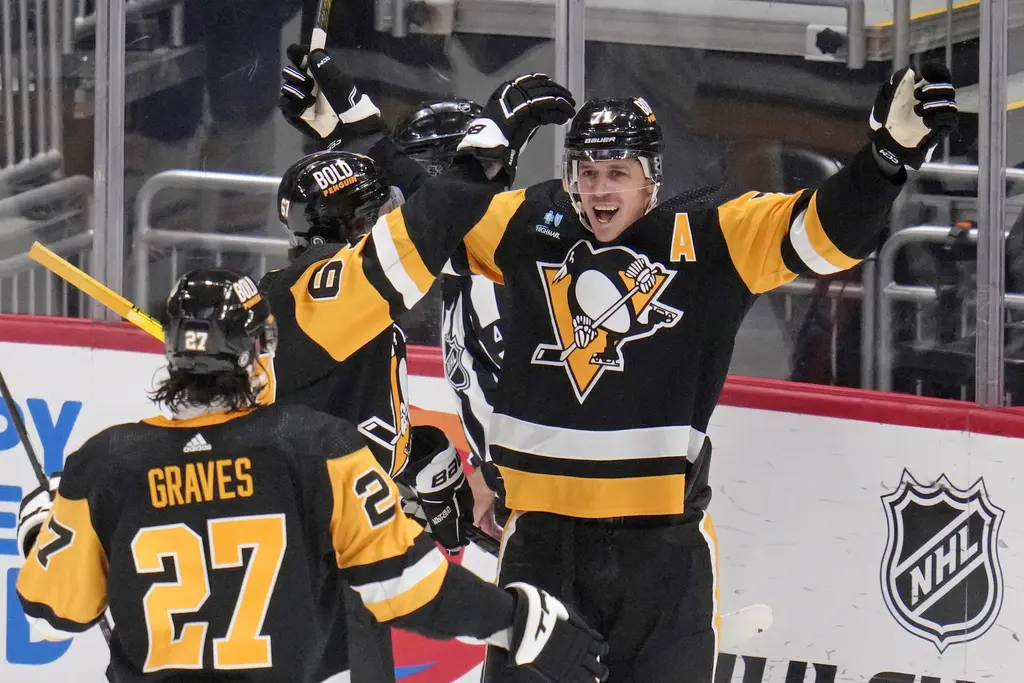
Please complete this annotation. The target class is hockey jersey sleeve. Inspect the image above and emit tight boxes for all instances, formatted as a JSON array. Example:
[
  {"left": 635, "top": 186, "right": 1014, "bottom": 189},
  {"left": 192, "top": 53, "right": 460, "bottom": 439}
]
[
  {"left": 322, "top": 445, "right": 514, "bottom": 638},
  {"left": 286, "top": 169, "right": 523, "bottom": 363},
  {"left": 16, "top": 440, "right": 109, "bottom": 641},
  {"left": 717, "top": 144, "right": 905, "bottom": 294}
]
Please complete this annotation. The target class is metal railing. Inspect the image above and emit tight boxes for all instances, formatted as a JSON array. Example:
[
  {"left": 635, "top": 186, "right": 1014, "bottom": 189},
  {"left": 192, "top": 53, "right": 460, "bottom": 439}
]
[
  {"left": 1, "top": 0, "right": 64, "bottom": 190},
  {"left": 133, "top": 170, "right": 288, "bottom": 307},
  {"left": 877, "top": 225, "right": 1024, "bottom": 393},
  {"left": 0, "top": 230, "right": 93, "bottom": 315}
]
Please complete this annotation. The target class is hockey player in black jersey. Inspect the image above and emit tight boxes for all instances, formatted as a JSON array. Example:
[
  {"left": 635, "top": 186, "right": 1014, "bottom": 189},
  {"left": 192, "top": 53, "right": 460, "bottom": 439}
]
[
  {"left": 14, "top": 267, "right": 608, "bottom": 683},
  {"left": 273, "top": 65, "right": 575, "bottom": 683},
  {"left": 279, "top": 59, "right": 531, "bottom": 541},
  {"left": 284, "top": 55, "right": 958, "bottom": 683},
  {"left": 391, "top": 99, "right": 509, "bottom": 538}
]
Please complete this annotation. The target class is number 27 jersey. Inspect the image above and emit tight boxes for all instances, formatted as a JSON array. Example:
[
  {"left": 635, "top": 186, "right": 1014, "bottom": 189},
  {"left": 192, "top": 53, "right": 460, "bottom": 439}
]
[{"left": 16, "top": 404, "right": 451, "bottom": 683}]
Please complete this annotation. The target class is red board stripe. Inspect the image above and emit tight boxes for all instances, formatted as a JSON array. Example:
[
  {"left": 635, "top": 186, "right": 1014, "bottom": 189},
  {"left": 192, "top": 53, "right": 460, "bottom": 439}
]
[{"left": 4, "top": 315, "right": 1024, "bottom": 437}]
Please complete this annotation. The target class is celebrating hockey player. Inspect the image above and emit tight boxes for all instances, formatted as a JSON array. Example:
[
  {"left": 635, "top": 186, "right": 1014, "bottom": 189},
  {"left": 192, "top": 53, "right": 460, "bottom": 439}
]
[
  {"left": 14, "top": 268, "right": 608, "bottom": 683},
  {"left": 273, "top": 65, "right": 574, "bottom": 683},
  {"left": 282, "top": 50, "right": 958, "bottom": 683},
  {"left": 392, "top": 99, "right": 511, "bottom": 539},
  {"left": 279, "top": 57, "right": 528, "bottom": 544}
]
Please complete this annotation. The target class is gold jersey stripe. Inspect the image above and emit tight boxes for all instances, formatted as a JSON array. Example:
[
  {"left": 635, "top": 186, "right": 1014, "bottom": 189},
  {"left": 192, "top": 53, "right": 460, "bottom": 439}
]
[
  {"left": 463, "top": 189, "right": 527, "bottom": 283},
  {"left": 798, "top": 193, "right": 860, "bottom": 272},
  {"left": 384, "top": 209, "right": 435, "bottom": 294},
  {"left": 360, "top": 557, "right": 448, "bottom": 623},
  {"left": 497, "top": 467, "right": 688, "bottom": 518},
  {"left": 17, "top": 494, "right": 108, "bottom": 628}
]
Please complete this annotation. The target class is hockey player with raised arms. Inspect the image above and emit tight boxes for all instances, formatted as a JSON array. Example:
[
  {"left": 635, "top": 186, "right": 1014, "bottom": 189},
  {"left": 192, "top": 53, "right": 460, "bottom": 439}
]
[
  {"left": 14, "top": 268, "right": 608, "bottom": 683},
  {"left": 275, "top": 64, "right": 574, "bottom": 683},
  {"left": 284, "top": 47, "right": 958, "bottom": 682}
]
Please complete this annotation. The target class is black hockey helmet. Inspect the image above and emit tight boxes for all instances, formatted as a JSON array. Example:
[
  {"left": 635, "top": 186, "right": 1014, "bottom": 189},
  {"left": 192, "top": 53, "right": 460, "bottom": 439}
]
[
  {"left": 278, "top": 151, "right": 394, "bottom": 249},
  {"left": 164, "top": 268, "right": 277, "bottom": 376},
  {"left": 393, "top": 98, "right": 484, "bottom": 175},
  {"left": 562, "top": 97, "right": 664, "bottom": 227}
]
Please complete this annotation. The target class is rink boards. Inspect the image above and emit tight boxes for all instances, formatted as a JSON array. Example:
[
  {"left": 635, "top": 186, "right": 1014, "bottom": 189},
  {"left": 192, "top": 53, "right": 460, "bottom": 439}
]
[{"left": 0, "top": 314, "right": 1021, "bottom": 683}]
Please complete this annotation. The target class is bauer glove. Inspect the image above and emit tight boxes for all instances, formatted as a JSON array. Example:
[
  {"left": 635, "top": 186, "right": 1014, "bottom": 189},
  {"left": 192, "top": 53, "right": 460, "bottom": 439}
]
[
  {"left": 17, "top": 472, "right": 60, "bottom": 559},
  {"left": 501, "top": 582, "right": 609, "bottom": 683},
  {"left": 279, "top": 44, "right": 387, "bottom": 147},
  {"left": 399, "top": 425, "right": 473, "bottom": 555},
  {"left": 869, "top": 62, "right": 958, "bottom": 170},
  {"left": 456, "top": 73, "right": 576, "bottom": 185}
]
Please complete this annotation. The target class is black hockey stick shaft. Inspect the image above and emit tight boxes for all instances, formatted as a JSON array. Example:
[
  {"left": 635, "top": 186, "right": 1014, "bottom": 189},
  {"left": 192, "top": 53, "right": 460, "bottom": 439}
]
[
  {"left": 464, "top": 522, "right": 500, "bottom": 556},
  {"left": 0, "top": 369, "right": 47, "bottom": 488},
  {"left": 0, "top": 367, "right": 116, "bottom": 647}
]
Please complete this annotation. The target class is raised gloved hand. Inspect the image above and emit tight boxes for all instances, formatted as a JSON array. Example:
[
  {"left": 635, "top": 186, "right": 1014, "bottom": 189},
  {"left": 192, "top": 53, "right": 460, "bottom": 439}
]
[
  {"left": 456, "top": 73, "right": 576, "bottom": 184},
  {"left": 869, "top": 62, "right": 958, "bottom": 171},
  {"left": 17, "top": 473, "right": 60, "bottom": 559},
  {"left": 399, "top": 426, "right": 473, "bottom": 555},
  {"left": 279, "top": 44, "right": 386, "bottom": 148},
  {"left": 501, "top": 582, "right": 609, "bottom": 683}
]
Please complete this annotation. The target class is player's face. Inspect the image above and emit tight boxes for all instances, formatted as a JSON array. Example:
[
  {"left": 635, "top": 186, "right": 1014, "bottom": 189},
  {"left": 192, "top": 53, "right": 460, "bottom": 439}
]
[{"left": 577, "top": 159, "right": 653, "bottom": 242}]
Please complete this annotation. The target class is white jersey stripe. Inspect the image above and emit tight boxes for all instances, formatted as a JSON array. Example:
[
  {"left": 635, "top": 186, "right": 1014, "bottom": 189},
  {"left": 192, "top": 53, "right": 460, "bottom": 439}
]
[
  {"left": 371, "top": 217, "right": 426, "bottom": 309},
  {"left": 788, "top": 209, "right": 844, "bottom": 275},
  {"left": 348, "top": 546, "right": 445, "bottom": 605},
  {"left": 490, "top": 413, "right": 697, "bottom": 462}
]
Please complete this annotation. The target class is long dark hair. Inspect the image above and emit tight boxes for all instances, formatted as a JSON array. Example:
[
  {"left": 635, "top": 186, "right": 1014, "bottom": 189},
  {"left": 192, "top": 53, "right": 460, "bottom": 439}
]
[{"left": 150, "top": 370, "right": 258, "bottom": 413}]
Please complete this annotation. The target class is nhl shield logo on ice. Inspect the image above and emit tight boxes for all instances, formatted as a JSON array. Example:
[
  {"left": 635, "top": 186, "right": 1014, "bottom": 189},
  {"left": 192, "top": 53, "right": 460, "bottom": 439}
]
[
  {"left": 879, "top": 469, "right": 1005, "bottom": 652},
  {"left": 532, "top": 240, "right": 682, "bottom": 402}
]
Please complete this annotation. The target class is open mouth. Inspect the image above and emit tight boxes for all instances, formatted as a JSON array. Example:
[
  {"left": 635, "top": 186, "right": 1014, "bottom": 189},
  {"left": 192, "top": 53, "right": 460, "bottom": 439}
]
[{"left": 592, "top": 204, "right": 619, "bottom": 224}]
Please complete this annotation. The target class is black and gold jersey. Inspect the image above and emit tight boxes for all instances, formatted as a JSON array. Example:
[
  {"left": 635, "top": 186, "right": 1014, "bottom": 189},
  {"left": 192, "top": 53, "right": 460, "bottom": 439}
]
[
  {"left": 16, "top": 404, "right": 514, "bottom": 683},
  {"left": 387, "top": 144, "right": 905, "bottom": 519},
  {"left": 258, "top": 169, "right": 506, "bottom": 477}
]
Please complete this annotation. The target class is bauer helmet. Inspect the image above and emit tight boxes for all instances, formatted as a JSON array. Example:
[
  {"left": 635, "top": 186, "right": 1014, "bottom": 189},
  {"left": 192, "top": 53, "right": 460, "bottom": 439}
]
[
  {"left": 164, "top": 268, "right": 277, "bottom": 376},
  {"left": 393, "top": 98, "right": 484, "bottom": 175},
  {"left": 562, "top": 97, "right": 663, "bottom": 229},
  {"left": 278, "top": 151, "right": 397, "bottom": 249}
]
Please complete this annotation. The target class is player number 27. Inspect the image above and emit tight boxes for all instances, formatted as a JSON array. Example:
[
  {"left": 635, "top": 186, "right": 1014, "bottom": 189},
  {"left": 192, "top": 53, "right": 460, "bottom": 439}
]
[{"left": 131, "top": 514, "right": 287, "bottom": 672}]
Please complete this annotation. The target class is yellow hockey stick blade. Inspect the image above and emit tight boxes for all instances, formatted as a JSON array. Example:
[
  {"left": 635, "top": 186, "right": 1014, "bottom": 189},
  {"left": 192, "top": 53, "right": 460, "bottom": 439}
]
[{"left": 28, "top": 241, "right": 165, "bottom": 342}]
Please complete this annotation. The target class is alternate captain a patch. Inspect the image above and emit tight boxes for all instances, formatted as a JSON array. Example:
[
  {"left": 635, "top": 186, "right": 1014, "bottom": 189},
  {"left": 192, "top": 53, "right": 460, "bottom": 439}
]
[{"left": 532, "top": 240, "right": 682, "bottom": 402}]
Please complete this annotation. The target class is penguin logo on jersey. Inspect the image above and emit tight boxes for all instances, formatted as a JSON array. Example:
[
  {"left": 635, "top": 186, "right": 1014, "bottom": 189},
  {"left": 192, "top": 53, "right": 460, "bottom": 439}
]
[{"left": 532, "top": 240, "right": 682, "bottom": 402}]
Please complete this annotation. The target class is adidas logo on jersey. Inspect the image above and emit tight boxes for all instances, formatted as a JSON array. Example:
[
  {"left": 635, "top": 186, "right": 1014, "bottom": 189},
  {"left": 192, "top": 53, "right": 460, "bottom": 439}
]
[{"left": 183, "top": 433, "right": 212, "bottom": 453}]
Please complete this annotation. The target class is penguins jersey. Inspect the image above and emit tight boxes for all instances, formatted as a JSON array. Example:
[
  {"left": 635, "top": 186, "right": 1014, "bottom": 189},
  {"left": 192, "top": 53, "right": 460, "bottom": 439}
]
[
  {"left": 439, "top": 274, "right": 510, "bottom": 465},
  {"left": 16, "top": 404, "right": 514, "bottom": 683},
  {"left": 406, "top": 144, "right": 905, "bottom": 519},
  {"left": 257, "top": 165, "right": 507, "bottom": 478}
]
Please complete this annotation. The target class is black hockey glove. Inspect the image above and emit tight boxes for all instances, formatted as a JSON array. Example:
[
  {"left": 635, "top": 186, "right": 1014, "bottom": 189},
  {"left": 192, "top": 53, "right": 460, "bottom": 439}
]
[
  {"left": 503, "top": 582, "right": 608, "bottom": 683},
  {"left": 400, "top": 425, "right": 473, "bottom": 555},
  {"left": 869, "top": 62, "right": 958, "bottom": 171},
  {"left": 456, "top": 73, "right": 576, "bottom": 185},
  {"left": 17, "top": 472, "right": 60, "bottom": 559},
  {"left": 279, "top": 44, "right": 387, "bottom": 149}
]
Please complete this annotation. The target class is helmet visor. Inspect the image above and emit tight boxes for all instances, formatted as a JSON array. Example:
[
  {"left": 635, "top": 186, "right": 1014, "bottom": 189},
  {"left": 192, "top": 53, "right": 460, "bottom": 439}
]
[{"left": 563, "top": 148, "right": 660, "bottom": 198}]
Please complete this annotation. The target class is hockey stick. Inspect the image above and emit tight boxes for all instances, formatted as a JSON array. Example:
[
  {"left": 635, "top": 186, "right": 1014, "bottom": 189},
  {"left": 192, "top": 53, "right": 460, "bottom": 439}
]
[
  {"left": 29, "top": 242, "right": 164, "bottom": 341},
  {"left": 719, "top": 603, "right": 773, "bottom": 650},
  {"left": 0, "top": 367, "right": 116, "bottom": 647},
  {"left": 300, "top": 0, "right": 336, "bottom": 124}
]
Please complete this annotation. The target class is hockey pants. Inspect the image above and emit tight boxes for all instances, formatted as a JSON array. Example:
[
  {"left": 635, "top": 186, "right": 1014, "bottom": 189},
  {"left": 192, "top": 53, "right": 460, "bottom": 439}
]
[{"left": 483, "top": 511, "right": 719, "bottom": 683}]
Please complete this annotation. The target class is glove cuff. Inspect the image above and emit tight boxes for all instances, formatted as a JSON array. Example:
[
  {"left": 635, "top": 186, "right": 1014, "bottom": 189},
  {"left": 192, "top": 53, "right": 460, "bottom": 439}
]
[{"left": 339, "top": 94, "right": 383, "bottom": 125}]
